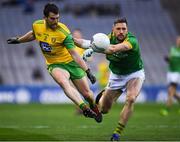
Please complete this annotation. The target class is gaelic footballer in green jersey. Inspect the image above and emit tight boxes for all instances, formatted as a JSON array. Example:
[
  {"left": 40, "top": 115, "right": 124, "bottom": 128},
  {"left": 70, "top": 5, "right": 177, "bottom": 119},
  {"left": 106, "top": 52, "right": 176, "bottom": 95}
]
[
  {"left": 160, "top": 36, "right": 180, "bottom": 116},
  {"left": 107, "top": 32, "right": 143, "bottom": 75},
  {"left": 81, "top": 17, "right": 145, "bottom": 141}
]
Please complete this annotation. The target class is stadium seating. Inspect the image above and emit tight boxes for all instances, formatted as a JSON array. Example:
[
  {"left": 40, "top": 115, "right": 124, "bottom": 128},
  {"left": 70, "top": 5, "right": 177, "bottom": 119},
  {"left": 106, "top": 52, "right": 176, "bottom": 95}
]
[{"left": 0, "top": 0, "right": 179, "bottom": 86}]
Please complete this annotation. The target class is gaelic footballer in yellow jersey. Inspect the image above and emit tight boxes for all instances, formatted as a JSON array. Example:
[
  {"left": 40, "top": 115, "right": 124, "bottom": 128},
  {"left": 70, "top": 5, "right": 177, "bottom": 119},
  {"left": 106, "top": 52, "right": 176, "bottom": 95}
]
[
  {"left": 33, "top": 20, "right": 74, "bottom": 65},
  {"left": 7, "top": 3, "right": 102, "bottom": 123}
]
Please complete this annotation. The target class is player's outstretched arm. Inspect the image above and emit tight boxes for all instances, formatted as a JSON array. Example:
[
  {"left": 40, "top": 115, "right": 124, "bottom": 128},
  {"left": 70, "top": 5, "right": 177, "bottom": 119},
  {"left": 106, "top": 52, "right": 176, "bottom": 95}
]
[
  {"left": 7, "top": 30, "right": 35, "bottom": 44},
  {"left": 103, "top": 43, "right": 132, "bottom": 54},
  {"left": 73, "top": 37, "right": 91, "bottom": 49}
]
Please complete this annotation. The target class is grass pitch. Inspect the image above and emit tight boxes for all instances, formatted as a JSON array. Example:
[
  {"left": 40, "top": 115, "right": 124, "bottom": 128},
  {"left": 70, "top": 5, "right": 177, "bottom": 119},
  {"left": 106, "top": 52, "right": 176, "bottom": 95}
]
[{"left": 0, "top": 103, "right": 179, "bottom": 141}]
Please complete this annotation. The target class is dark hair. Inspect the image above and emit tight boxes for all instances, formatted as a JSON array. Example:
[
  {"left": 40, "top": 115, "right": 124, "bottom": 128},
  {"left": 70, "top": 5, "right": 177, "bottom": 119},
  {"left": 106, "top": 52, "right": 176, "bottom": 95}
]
[
  {"left": 43, "top": 3, "right": 59, "bottom": 17},
  {"left": 113, "top": 17, "right": 128, "bottom": 26}
]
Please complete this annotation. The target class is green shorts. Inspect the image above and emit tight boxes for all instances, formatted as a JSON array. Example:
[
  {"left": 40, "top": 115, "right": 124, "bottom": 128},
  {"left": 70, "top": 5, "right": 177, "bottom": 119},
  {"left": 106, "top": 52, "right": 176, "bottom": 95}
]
[{"left": 47, "top": 61, "right": 86, "bottom": 80}]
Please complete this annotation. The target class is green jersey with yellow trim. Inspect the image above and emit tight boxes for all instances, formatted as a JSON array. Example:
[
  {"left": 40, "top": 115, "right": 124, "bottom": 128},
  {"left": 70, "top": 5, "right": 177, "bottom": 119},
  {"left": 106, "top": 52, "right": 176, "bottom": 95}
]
[
  {"left": 106, "top": 32, "right": 144, "bottom": 75},
  {"left": 168, "top": 46, "right": 180, "bottom": 72}
]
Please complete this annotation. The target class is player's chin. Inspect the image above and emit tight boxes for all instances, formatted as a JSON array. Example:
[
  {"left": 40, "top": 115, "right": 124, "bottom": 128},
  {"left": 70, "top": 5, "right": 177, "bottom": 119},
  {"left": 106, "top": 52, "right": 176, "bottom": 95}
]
[
  {"left": 117, "top": 36, "right": 125, "bottom": 41},
  {"left": 51, "top": 24, "right": 58, "bottom": 29}
]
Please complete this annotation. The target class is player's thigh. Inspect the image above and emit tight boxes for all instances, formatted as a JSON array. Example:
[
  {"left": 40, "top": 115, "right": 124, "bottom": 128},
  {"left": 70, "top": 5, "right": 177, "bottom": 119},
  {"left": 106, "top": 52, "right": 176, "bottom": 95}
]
[
  {"left": 168, "top": 83, "right": 177, "bottom": 96},
  {"left": 67, "top": 61, "right": 86, "bottom": 80},
  {"left": 50, "top": 68, "right": 70, "bottom": 85},
  {"left": 126, "top": 78, "right": 144, "bottom": 99}
]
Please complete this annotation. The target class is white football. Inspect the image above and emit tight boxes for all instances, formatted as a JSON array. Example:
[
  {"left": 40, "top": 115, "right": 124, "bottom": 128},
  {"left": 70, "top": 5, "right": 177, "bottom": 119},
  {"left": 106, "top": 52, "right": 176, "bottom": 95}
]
[{"left": 92, "top": 33, "right": 110, "bottom": 51}]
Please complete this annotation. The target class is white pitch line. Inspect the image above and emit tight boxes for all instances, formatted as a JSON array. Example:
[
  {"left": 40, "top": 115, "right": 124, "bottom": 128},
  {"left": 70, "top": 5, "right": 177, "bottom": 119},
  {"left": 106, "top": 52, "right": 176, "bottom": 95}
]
[{"left": 0, "top": 125, "right": 50, "bottom": 129}]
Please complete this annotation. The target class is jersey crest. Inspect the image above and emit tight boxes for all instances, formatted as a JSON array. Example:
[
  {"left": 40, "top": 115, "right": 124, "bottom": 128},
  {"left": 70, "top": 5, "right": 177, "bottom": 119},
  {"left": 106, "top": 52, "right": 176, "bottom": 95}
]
[{"left": 39, "top": 41, "right": 52, "bottom": 52}]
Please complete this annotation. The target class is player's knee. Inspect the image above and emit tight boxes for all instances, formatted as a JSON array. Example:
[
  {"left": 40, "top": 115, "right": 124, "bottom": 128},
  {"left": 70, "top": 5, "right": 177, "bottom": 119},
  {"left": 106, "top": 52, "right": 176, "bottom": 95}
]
[
  {"left": 58, "top": 80, "right": 69, "bottom": 89},
  {"left": 82, "top": 89, "right": 93, "bottom": 98},
  {"left": 126, "top": 95, "right": 136, "bottom": 104}
]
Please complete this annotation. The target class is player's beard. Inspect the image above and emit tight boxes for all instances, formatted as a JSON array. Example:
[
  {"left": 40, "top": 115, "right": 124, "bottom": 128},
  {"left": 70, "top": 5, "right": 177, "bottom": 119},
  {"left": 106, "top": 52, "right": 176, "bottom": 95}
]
[
  {"left": 47, "top": 21, "right": 58, "bottom": 30},
  {"left": 117, "top": 34, "right": 127, "bottom": 42},
  {"left": 50, "top": 23, "right": 58, "bottom": 30}
]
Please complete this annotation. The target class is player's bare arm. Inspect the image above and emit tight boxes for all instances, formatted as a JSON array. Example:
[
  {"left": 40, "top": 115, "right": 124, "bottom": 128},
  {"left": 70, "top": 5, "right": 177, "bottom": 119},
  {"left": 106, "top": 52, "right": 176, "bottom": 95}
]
[
  {"left": 7, "top": 30, "right": 35, "bottom": 44},
  {"left": 18, "top": 30, "right": 35, "bottom": 43},
  {"left": 73, "top": 37, "right": 91, "bottom": 49},
  {"left": 68, "top": 48, "right": 88, "bottom": 71},
  {"left": 105, "top": 42, "right": 132, "bottom": 54},
  {"left": 73, "top": 37, "right": 83, "bottom": 47}
]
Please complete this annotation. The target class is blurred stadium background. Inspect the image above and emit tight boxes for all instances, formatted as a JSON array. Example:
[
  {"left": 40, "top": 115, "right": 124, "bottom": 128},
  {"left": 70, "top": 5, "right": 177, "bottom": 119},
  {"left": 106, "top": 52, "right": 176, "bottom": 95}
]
[
  {"left": 0, "top": 0, "right": 180, "bottom": 103},
  {"left": 0, "top": 0, "right": 180, "bottom": 141}
]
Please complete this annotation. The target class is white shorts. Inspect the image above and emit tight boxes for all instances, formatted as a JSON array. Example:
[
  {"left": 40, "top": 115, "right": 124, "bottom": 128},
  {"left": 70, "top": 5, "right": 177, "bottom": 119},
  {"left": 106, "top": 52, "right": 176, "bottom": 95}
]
[
  {"left": 167, "top": 72, "right": 180, "bottom": 84},
  {"left": 106, "top": 69, "right": 145, "bottom": 91}
]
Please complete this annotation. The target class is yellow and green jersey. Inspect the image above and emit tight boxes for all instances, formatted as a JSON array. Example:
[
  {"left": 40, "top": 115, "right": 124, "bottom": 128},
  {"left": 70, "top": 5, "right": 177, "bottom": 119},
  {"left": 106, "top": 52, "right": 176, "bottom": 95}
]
[
  {"left": 74, "top": 45, "right": 85, "bottom": 56},
  {"left": 32, "top": 20, "right": 75, "bottom": 65},
  {"left": 168, "top": 47, "right": 180, "bottom": 72},
  {"left": 106, "top": 32, "right": 144, "bottom": 75}
]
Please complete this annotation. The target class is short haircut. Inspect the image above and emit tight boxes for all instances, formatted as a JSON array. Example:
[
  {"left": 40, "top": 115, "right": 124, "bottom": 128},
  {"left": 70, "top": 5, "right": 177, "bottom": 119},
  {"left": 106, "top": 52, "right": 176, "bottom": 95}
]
[
  {"left": 43, "top": 3, "right": 59, "bottom": 17},
  {"left": 113, "top": 17, "right": 128, "bottom": 26}
]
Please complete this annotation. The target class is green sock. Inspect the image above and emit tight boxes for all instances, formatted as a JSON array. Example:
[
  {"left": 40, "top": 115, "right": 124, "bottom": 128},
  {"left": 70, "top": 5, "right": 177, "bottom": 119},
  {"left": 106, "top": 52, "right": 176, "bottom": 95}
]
[
  {"left": 113, "top": 122, "right": 125, "bottom": 135},
  {"left": 79, "top": 102, "right": 87, "bottom": 111}
]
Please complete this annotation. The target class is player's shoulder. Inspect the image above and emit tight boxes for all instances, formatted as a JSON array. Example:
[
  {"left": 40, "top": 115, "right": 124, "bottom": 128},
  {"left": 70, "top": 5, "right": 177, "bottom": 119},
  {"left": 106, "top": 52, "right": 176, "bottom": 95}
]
[
  {"left": 170, "top": 46, "right": 178, "bottom": 52},
  {"left": 171, "top": 46, "right": 176, "bottom": 49},
  {"left": 124, "top": 32, "right": 139, "bottom": 47},
  {"left": 107, "top": 33, "right": 111, "bottom": 39},
  {"left": 33, "top": 19, "right": 45, "bottom": 25},
  {"left": 126, "top": 32, "right": 138, "bottom": 42},
  {"left": 58, "top": 22, "right": 68, "bottom": 28},
  {"left": 127, "top": 32, "right": 136, "bottom": 38},
  {"left": 56, "top": 22, "right": 70, "bottom": 36}
]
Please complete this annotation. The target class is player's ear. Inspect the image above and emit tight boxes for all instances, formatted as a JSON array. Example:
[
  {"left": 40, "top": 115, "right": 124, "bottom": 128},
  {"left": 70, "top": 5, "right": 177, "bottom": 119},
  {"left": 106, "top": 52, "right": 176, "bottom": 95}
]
[
  {"left": 43, "top": 16, "right": 47, "bottom": 20},
  {"left": 112, "top": 26, "right": 116, "bottom": 33}
]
